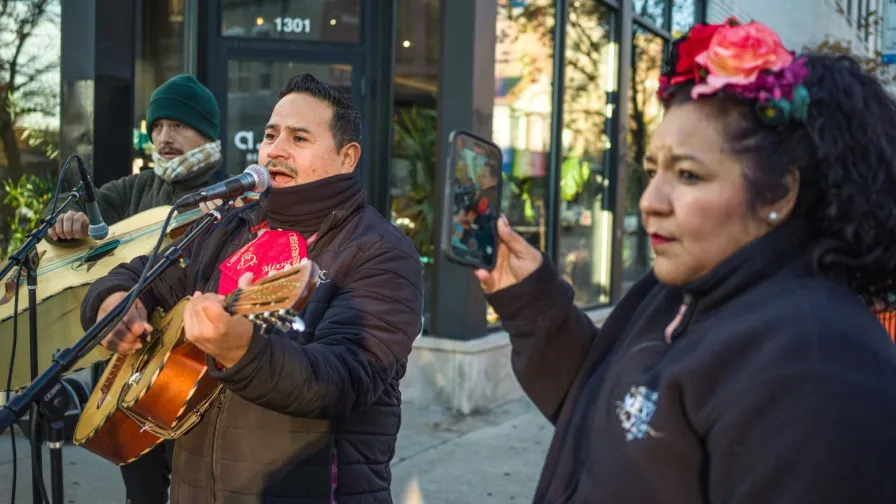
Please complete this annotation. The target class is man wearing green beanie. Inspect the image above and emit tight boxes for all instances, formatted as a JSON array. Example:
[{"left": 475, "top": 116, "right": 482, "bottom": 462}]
[
  {"left": 46, "top": 74, "right": 231, "bottom": 243},
  {"left": 41, "top": 74, "right": 225, "bottom": 504}
]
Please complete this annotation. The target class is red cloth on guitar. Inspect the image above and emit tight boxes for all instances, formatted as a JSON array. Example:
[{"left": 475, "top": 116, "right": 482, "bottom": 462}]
[
  {"left": 217, "top": 226, "right": 308, "bottom": 296},
  {"left": 212, "top": 225, "right": 309, "bottom": 371}
]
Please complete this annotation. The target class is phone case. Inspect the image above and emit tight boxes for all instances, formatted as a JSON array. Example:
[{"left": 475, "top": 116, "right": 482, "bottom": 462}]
[{"left": 441, "top": 129, "right": 504, "bottom": 272}]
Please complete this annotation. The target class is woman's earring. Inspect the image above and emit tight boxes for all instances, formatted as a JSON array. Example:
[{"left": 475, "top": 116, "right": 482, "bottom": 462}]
[{"left": 768, "top": 211, "right": 779, "bottom": 224}]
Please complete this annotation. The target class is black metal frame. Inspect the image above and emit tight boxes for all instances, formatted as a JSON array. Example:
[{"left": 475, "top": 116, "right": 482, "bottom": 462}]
[
  {"left": 194, "top": 0, "right": 395, "bottom": 204},
  {"left": 429, "top": 0, "right": 500, "bottom": 340}
]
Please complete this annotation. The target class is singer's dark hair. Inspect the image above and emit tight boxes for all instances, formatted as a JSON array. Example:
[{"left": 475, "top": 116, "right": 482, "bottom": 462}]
[{"left": 279, "top": 73, "right": 362, "bottom": 150}]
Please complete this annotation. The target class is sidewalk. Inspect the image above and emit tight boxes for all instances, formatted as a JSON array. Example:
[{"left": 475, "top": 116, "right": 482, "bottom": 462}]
[{"left": 0, "top": 398, "right": 552, "bottom": 504}]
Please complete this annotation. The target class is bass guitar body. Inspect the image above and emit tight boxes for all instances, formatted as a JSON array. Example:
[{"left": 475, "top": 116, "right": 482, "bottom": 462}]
[{"left": 73, "top": 260, "right": 318, "bottom": 465}]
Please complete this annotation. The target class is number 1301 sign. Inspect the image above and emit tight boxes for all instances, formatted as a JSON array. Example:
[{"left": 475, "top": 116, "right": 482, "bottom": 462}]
[{"left": 274, "top": 17, "right": 311, "bottom": 33}]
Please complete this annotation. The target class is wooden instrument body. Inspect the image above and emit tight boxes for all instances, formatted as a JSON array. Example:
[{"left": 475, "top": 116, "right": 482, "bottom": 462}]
[
  {"left": 72, "top": 299, "right": 221, "bottom": 465},
  {"left": 0, "top": 206, "right": 203, "bottom": 390},
  {"left": 73, "top": 260, "right": 318, "bottom": 465}
]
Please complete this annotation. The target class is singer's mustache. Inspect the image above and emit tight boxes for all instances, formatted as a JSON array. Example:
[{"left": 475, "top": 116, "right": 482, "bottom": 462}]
[{"left": 265, "top": 161, "right": 298, "bottom": 177}]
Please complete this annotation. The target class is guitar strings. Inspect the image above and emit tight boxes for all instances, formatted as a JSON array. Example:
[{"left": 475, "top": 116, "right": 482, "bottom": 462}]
[{"left": 7, "top": 208, "right": 202, "bottom": 283}]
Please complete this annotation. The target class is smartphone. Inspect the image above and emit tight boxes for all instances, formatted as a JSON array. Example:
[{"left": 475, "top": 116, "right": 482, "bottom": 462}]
[{"left": 441, "top": 129, "right": 504, "bottom": 271}]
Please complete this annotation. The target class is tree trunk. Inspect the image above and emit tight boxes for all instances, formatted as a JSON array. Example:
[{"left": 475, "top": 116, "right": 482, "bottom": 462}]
[
  {"left": 0, "top": 114, "right": 23, "bottom": 256},
  {"left": 0, "top": 124, "right": 23, "bottom": 183}
]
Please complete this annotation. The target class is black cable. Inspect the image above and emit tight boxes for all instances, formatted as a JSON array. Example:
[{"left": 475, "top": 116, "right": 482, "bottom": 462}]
[
  {"left": 47, "top": 155, "right": 78, "bottom": 217},
  {"left": 29, "top": 406, "right": 49, "bottom": 504},
  {"left": 3, "top": 154, "right": 79, "bottom": 504},
  {"left": 6, "top": 265, "right": 22, "bottom": 504}
]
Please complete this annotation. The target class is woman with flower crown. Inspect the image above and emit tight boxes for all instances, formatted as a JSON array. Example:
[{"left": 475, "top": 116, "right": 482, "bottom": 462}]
[{"left": 474, "top": 17, "right": 896, "bottom": 503}]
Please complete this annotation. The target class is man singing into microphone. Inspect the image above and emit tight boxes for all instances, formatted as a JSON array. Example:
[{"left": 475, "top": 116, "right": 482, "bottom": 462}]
[
  {"left": 44, "top": 74, "right": 229, "bottom": 242},
  {"left": 80, "top": 74, "right": 423, "bottom": 503}
]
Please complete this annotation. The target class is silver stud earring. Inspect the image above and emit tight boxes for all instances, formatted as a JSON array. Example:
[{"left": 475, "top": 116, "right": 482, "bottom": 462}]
[{"left": 768, "top": 211, "right": 779, "bottom": 224}]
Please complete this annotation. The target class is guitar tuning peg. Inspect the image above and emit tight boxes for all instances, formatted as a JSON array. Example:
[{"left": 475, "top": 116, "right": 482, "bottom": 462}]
[
  {"left": 272, "top": 312, "right": 305, "bottom": 333},
  {"left": 288, "top": 316, "right": 305, "bottom": 333},
  {"left": 260, "top": 314, "right": 290, "bottom": 333}
]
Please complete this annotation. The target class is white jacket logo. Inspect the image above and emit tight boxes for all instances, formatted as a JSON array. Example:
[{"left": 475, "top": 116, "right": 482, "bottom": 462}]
[
  {"left": 616, "top": 385, "right": 662, "bottom": 441},
  {"left": 316, "top": 269, "right": 330, "bottom": 285}
]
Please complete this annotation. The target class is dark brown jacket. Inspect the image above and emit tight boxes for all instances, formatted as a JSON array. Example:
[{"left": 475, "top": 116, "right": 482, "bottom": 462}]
[{"left": 82, "top": 176, "right": 424, "bottom": 503}]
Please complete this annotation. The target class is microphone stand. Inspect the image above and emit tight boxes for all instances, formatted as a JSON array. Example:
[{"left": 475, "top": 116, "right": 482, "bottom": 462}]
[
  {"left": 0, "top": 184, "right": 82, "bottom": 504},
  {"left": 0, "top": 199, "right": 230, "bottom": 504}
]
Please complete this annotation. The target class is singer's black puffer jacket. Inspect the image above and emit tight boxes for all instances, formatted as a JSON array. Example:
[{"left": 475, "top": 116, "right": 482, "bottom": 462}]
[{"left": 81, "top": 173, "right": 424, "bottom": 503}]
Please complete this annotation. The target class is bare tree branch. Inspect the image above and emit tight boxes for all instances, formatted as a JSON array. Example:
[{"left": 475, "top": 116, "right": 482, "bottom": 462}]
[
  {"left": 12, "top": 60, "right": 58, "bottom": 93},
  {"left": 7, "top": 1, "right": 51, "bottom": 91}
]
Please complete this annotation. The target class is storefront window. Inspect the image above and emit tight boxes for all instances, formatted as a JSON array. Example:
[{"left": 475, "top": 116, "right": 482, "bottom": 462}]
[
  {"left": 493, "top": 0, "right": 554, "bottom": 253},
  {"left": 633, "top": 0, "right": 668, "bottom": 28},
  {"left": 559, "top": 3, "right": 617, "bottom": 307},
  {"left": 671, "top": 0, "right": 698, "bottom": 36},
  {"left": 623, "top": 24, "right": 666, "bottom": 291},
  {"left": 220, "top": 0, "right": 360, "bottom": 43},
  {"left": 225, "top": 60, "right": 352, "bottom": 174},
  {"left": 489, "top": 0, "right": 554, "bottom": 323},
  {"left": 391, "top": 0, "right": 439, "bottom": 333},
  {"left": 133, "top": 0, "right": 194, "bottom": 172}
]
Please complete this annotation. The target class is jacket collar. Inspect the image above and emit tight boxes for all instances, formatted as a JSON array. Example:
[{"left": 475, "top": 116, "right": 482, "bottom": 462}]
[
  {"left": 240, "top": 185, "right": 366, "bottom": 249},
  {"left": 680, "top": 218, "right": 811, "bottom": 314}
]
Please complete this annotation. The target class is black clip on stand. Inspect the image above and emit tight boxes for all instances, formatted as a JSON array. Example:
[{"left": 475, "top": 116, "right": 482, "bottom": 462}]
[
  {"left": 0, "top": 198, "right": 231, "bottom": 504},
  {"left": 0, "top": 184, "right": 82, "bottom": 504}
]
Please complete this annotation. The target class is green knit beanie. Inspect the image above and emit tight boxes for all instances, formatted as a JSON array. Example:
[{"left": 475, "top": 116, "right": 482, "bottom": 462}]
[{"left": 146, "top": 74, "right": 220, "bottom": 141}]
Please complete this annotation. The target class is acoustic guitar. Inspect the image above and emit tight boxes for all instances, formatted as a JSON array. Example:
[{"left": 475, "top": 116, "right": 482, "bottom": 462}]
[
  {"left": 0, "top": 197, "right": 256, "bottom": 390},
  {"left": 72, "top": 259, "right": 319, "bottom": 465}
]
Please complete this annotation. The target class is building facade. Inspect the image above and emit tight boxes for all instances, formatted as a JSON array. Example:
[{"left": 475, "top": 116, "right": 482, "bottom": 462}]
[{"left": 56, "top": 0, "right": 707, "bottom": 341}]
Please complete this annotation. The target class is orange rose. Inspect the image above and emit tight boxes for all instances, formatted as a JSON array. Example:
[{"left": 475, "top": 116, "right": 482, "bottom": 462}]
[{"left": 691, "top": 21, "right": 793, "bottom": 98}]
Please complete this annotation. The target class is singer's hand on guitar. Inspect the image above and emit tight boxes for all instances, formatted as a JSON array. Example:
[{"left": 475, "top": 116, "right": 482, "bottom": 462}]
[
  {"left": 48, "top": 210, "right": 89, "bottom": 241},
  {"left": 98, "top": 291, "right": 153, "bottom": 355},
  {"left": 184, "top": 273, "right": 255, "bottom": 368},
  {"left": 474, "top": 215, "right": 543, "bottom": 294}
]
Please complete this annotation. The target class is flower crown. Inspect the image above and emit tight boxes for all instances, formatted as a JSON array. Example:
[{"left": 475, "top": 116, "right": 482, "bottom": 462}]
[{"left": 657, "top": 16, "right": 811, "bottom": 128}]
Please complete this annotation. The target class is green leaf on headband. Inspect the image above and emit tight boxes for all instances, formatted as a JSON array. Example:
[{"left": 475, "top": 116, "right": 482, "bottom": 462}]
[{"left": 791, "top": 85, "right": 811, "bottom": 122}]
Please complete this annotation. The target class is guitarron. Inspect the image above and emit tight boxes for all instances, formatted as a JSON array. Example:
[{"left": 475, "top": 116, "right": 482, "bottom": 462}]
[
  {"left": 0, "top": 205, "right": 206, "bottom": 390},
  {"left": 72, "top": 260, "right": 319, "bottom": 465}
]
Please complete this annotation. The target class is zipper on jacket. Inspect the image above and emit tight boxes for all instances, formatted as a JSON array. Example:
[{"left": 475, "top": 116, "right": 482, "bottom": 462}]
[
  {"left": 664, "top": 293, "right": 697, "bottom": 343},
  {"left": 209, "top": 390, "right": 226, "bottom": 504}
]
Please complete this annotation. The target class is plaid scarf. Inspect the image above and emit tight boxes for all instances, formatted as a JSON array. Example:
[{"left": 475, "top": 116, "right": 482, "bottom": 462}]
[{"left": 152, "top": 140, "right": 223, "bottom": 183}]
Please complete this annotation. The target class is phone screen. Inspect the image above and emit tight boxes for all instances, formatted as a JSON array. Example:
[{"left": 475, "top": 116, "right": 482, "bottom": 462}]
[{"left": 446, "top": 131, "right": 503, "bottom": 270}]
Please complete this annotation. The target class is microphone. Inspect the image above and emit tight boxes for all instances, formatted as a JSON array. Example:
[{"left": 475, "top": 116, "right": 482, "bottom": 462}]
[
  {"left": 175, "top": 164, "right": 271, "bottom": 208},
  {"left": 75, "top": 156, "right": 109, "bottom": 240}
]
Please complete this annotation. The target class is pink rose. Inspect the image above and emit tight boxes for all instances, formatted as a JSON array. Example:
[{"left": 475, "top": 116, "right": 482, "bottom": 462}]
[{"left": 691, "top": 21, "right": 794, "bottom": 98}]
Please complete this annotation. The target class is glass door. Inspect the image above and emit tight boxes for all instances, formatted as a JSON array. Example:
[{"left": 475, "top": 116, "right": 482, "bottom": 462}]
[{"left": 223, "top": 57, "right": 360, "bottom": 174}]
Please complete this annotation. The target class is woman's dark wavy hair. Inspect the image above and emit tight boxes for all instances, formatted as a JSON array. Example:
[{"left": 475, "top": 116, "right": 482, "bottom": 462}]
[{"left": 666, "top": 53, "right": 896, "bottom": 309}]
